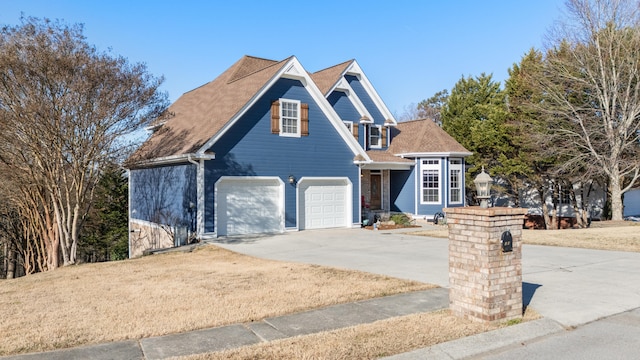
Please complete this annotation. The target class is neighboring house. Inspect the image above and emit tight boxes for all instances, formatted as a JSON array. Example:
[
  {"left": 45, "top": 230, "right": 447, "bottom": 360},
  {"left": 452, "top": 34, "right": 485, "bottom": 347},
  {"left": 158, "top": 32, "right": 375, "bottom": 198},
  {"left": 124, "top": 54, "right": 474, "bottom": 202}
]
[
  {"left": 624, "top": 189, "right": 640, "bottom": 217},
  {"left": 515, "top": 181, "right": 606, "bottom": 223},
  {"left": 126, "top": 55, "right": 471, "bottom": 257}
]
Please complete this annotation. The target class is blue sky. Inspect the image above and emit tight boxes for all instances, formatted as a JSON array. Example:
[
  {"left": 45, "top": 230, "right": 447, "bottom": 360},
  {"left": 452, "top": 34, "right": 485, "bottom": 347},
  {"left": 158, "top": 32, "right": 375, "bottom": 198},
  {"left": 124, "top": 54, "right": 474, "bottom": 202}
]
[{"left": 1, "top": 1, "right": 564, "bottom": 116}]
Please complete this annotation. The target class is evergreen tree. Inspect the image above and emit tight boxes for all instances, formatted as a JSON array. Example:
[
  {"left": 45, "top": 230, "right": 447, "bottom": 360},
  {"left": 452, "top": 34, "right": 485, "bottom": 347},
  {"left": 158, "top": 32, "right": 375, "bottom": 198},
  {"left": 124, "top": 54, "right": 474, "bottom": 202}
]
[
  {"left": 441, "top": 74, "right": 511, "bottom": 193},
  {"left": 503, "top": 49, "right": 564, "bottom": 224},
  {"left": 79, "top": 165, "right": 129, "bottom": 262}
]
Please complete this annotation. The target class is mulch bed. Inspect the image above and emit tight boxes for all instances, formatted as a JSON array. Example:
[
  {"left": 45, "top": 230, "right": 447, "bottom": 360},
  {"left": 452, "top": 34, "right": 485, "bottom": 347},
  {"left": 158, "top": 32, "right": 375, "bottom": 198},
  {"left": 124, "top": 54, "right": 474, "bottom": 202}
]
[{"left": 363, "top": 224, "right": 421, "bottom": 230}]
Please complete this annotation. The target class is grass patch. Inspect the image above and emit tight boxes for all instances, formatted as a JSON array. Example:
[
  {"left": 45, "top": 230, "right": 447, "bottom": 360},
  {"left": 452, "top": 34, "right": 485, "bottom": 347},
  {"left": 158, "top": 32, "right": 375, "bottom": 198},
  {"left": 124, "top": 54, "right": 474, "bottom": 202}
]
[
  {"left": 521, "top": 225, "right": 640, "bottom": 252},
  {"left": 0, "top": 245, "right": 433, "bottom": 356},
  {"left": 178, "top": 308, "right": 540, "bottom": 360},
  {"left": 409, "top": 222, "right": 640, "bottom": 253}
]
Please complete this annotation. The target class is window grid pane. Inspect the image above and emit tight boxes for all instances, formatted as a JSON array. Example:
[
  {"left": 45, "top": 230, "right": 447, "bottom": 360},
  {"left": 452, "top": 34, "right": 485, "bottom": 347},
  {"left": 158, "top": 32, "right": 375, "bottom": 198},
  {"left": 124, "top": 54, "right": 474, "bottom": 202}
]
[
  {"left": 281, "top": 101, "right": 299, "bottom": 134},
  {"left": 450, "top": 169, "right": 461, "bottom": 203},
  {"left": 422, "top": 169, "right": 439, "bottom": 202},
  {"left": 370, "top": 126, "right": 381, "bottom": 146}
]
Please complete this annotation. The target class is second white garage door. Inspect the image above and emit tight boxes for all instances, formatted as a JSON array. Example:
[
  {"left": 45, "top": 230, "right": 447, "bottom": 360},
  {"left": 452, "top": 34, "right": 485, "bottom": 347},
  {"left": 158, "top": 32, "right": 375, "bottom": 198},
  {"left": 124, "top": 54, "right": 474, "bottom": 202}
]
[
  {"left": 299, "top": 178, "right": 351, "bottom": 230},
  {"left": 215, "top": 177, "right": 284, "bottom": 236}
]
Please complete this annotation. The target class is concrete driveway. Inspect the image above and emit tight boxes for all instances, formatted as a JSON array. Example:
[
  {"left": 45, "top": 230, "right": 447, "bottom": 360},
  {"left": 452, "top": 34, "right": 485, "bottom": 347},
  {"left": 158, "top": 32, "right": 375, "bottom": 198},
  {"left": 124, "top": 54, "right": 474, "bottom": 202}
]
[{"left": 213, "top": 226, "right": 640, "bottom": 328}]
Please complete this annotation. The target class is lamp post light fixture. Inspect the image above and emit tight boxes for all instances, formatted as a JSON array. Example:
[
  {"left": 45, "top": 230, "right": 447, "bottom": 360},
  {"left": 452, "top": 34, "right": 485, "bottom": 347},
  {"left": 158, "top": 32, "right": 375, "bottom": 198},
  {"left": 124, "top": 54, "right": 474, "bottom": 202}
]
[{"left": 473, "top": 166, "right": 493, "bottom": 208}]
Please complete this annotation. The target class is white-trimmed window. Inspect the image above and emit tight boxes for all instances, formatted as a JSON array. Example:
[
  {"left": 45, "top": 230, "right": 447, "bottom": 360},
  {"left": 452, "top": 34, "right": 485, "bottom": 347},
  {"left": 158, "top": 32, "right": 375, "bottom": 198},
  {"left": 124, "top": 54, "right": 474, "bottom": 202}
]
[
  {"left": 421, "top": 159, "right": 440, "bottom": 204},
  {"left": 559, "top": 185, "right": 572, "bottom": 204},
  {"left": 343, "top": 121, "right": 353, "bottom": 133},
  {"left": 280, "top": 99, "right": 300, "bottom": 137},
  {"left": 369, "top": 125, "right": 382, "bottom": 148},
  {"left": 449, "top": 158, "right": 463, "bottom": 204}
]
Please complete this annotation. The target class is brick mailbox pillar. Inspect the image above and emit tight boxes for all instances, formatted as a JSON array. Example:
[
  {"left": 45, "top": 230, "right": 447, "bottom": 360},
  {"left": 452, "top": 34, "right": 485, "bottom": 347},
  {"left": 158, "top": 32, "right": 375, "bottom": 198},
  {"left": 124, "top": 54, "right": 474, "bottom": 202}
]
[{"left": 443, "top": 207, "right": 527, "bottom": 323}]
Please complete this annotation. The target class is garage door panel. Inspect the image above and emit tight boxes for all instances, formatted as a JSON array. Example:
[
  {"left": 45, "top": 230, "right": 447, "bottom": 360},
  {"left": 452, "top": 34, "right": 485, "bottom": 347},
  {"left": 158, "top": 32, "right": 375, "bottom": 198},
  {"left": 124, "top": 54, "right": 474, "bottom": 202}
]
[
  {"left": 300, "top": 179, "right": 350, "bottom": 230},
  {"left": 216, "top": 178, "right": 283, "bottom": 236}
]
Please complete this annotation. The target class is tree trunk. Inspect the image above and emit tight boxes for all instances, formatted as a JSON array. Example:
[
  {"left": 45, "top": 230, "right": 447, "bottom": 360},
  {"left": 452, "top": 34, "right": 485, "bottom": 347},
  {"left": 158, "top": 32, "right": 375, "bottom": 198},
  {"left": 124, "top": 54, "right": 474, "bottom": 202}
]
[
  {"left": 549, "top": 182, "right": 559, "bottom": 229},
  {"left": 43, "top": 206, "right": 59, "bottom": 270},
  {"left": 610, "top": 176, "right": 624, "bottom": 221},
  {"left": 6, "top": 242, "right": 16, "bottom": 279},
  {"left": 571, "top": 184, "right": 583, "bottom": 228},
  {"left": 538, "top": 185, "right": 551, "bottom": 230}
]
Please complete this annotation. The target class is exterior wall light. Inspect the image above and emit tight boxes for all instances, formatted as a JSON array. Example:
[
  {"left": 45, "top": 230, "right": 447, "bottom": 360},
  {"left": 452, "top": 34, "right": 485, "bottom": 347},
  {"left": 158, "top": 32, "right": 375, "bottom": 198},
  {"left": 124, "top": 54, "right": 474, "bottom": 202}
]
[
  {"left": 288, "top": 175, "right": 296, "bottom": 184},
  {"left": 473, "top": 166, "right": 493, "bottom": 208}
]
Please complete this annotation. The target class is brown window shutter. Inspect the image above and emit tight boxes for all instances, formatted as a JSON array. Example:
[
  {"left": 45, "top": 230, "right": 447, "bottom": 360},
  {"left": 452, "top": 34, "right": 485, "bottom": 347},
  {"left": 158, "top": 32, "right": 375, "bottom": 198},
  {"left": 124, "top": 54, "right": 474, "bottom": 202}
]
[
  {"left": 271, "top": 100, "right": 280, "bottom": 134},
  {"left": 353, "top": 124, "right": 359, "bottom": 139},
  {"left": 382, "top": 127, "right": 387, "bottom": 147},
  {"left": 301, "top": 103, "right": 309, "bottom": 136}
]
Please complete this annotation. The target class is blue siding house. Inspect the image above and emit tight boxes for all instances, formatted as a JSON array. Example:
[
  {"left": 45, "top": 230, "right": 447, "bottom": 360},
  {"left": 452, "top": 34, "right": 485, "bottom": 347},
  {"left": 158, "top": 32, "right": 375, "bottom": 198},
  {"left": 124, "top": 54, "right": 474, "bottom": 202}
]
[{"left": 126, "top": 55, "right": 470, "bottom": 257}]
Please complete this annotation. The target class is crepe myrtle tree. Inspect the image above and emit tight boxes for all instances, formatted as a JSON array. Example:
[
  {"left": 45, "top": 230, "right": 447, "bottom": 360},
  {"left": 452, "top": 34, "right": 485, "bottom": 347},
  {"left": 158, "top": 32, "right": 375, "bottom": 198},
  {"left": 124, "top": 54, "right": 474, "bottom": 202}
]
[{"left": 0, "top": 17, "right": 168, "bottom": 268}]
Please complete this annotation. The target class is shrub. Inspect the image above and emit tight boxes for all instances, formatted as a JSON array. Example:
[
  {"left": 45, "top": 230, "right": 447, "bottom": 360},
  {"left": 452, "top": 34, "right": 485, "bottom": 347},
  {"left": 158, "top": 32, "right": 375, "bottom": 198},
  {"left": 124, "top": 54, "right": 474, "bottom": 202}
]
[{"left": 390, "top": 213, "right": 412, "bottom": 226}]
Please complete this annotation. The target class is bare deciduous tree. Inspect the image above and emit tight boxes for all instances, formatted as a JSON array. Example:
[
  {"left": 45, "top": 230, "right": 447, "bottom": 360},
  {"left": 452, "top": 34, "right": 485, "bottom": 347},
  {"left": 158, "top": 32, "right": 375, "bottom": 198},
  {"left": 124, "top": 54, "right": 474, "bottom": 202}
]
[
  {"left": 535, "top": 0, "right": 640, "bottom": 220},
  {"left": 0, "top": 17, "right": 167, "bottom": 270},
  {"left": 417, "top": 89, "right": 449, "bottom": 125}
]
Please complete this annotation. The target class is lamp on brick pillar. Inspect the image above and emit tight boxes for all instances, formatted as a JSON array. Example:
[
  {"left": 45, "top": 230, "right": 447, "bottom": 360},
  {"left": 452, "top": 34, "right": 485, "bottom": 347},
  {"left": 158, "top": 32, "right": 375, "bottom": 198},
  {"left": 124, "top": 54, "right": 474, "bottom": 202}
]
[{"left": 473, "top": 166, "right": 493, "bottom": 208}]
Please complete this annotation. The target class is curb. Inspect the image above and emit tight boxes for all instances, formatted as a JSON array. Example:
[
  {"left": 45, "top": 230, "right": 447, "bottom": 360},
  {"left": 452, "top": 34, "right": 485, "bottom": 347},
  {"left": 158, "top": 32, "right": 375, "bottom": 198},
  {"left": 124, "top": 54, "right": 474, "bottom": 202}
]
[{"left": 381, "top": 318, "right": 565, "bottom": 359}]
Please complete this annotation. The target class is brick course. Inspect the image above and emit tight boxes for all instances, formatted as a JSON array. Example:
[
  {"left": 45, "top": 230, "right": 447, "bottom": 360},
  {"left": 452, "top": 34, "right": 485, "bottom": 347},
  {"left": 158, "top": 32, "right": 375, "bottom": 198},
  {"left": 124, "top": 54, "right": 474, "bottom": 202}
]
[{"left": 443, "top": 206, "right": 527, "bottom": 323}]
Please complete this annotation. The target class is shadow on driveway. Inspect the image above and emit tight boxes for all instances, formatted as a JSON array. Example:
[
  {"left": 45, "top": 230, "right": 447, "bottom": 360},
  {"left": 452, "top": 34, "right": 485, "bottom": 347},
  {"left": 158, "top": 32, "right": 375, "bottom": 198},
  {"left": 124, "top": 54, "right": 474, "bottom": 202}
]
[{"left": 523, "top": 282, "right": 542, "bottom": 313}]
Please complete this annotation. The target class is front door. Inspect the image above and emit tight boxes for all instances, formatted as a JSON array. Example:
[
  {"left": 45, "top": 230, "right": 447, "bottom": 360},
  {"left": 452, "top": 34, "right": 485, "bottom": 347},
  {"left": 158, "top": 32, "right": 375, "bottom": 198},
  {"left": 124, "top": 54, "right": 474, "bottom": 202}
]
[{"left": 370, "top": 174, "right": 381, "bottom": 210}]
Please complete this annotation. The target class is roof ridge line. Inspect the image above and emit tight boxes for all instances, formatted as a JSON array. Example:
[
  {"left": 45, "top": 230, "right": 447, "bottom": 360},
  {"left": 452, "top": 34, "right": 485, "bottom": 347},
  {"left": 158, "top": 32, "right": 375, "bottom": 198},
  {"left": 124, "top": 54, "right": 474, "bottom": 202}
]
[
  {"left": 227, "top": 56, "right": 292, "bottom": 84},
  {"left": 312, "top": 59, "right": 354, "bottom": 74}
]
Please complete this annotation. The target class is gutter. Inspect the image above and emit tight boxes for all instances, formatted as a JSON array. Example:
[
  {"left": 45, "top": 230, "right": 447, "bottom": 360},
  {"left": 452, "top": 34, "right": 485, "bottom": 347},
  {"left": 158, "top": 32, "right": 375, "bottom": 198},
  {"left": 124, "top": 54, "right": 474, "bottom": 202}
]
[
  {"left": 129, "top": 152, "right": 215, "bottom": 169},
  {"left": 399, "top": 151, "right": 473, "bottom": 158}
]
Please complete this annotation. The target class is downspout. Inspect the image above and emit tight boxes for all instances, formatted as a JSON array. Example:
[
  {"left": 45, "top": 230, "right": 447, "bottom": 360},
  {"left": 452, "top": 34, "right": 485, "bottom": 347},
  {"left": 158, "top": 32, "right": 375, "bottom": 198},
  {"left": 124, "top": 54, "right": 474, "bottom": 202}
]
[
  {"left": 187, "top": 154, "right": 199, "bottom": 166},
  {"left": 415, "top": 158, "right": 419, "bottom": 217},
  {"left": 127, "top": 169, "right": 132, "bottom": 259},
  {"left": 358, "top": 164, "right": 363, "bottom": 225},
  {"left": 187, "top": 155, "right": 203, "bottom": 238}
]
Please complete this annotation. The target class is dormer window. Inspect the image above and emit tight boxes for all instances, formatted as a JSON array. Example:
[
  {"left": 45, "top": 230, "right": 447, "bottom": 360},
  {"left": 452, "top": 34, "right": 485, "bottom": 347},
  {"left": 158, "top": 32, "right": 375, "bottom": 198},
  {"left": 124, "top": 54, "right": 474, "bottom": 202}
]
[
  {"left": 369, "top": 125, "right": 382, "bottom": 149},
  {"left": 344, "top": 120, "right": 358, "bottom": 139}
]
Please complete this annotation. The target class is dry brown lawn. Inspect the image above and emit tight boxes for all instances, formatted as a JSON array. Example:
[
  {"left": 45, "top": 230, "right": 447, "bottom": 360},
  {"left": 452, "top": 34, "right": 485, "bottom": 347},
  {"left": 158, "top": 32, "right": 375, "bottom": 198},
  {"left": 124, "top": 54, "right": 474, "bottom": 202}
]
[
  {"left": 410, "top": 221, "right": 640, "bottom": 252},
  {"left": 178, "top": 308, "right": 540, "bottom": 360},
  {"left": 0, "top": 245, "right": 433, "bottom": 356}
]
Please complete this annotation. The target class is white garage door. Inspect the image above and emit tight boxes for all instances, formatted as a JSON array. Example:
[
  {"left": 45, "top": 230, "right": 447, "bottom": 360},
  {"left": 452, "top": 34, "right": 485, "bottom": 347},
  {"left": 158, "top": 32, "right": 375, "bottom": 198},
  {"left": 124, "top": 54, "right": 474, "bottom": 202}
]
[
  {"left": 299, "top": 178, "right": 351, "bottom": 230},
  {"left": 216, "top": 177, "right": 284, "bottom": 236}
]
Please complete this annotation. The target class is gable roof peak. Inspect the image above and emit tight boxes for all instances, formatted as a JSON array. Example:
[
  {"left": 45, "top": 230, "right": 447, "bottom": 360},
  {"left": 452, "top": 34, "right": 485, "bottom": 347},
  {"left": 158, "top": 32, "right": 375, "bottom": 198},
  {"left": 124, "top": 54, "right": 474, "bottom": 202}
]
[
  {"left": 310, "top": 59, "right": 355, "bottom": 95},
  {"left": 227, "top": 55, "right": 290, "bottom": 84}
]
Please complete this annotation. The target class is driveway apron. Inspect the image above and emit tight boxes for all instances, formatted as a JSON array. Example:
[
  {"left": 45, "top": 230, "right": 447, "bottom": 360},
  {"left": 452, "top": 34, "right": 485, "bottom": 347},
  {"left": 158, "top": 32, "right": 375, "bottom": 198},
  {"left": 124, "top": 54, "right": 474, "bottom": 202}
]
[{"left": 213, "top": 227, "right": 640, "bottom": 328}]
